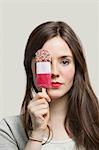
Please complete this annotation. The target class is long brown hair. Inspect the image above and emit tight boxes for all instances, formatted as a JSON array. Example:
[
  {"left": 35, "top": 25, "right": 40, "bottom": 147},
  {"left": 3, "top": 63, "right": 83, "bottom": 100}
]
[{"left": 21, "top": 21, "right": 99, "bottom": 149}]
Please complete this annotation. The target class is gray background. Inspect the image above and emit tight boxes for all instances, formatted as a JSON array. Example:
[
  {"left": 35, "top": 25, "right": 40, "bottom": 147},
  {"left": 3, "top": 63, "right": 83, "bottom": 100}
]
[{"left": 0, "top": 0, "right": 99, "bottom": 120}]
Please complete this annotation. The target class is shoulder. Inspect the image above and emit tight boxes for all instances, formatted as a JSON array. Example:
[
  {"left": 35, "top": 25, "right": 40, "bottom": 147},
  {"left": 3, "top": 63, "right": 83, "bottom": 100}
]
[
  {"left": 0, "top": 115, "right": 24, "bottom": 136},
  {"left": 0, "top": 115, "right": 22, "bottom": 126},
  {"left": 0, "top": 115, "right": 27, "bottom": 149}
]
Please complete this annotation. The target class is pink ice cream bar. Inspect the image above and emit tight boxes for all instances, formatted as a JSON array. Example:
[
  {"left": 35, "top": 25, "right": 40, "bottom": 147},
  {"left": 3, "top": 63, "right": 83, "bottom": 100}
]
[{"left": 35, "top": 49, "right": 52, "bottom": 88}]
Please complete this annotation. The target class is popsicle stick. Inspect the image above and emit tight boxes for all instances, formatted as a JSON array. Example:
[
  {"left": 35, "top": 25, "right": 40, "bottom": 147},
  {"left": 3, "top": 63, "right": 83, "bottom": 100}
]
[{"left": 42, "top": 88, "right": 46, "bottom": 93}]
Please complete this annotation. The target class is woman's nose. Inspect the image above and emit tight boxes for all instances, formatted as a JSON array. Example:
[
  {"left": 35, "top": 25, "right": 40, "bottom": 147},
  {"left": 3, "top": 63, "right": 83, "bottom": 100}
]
[{"left": 51, "top": 62, "right": 59, "bottom": 78}]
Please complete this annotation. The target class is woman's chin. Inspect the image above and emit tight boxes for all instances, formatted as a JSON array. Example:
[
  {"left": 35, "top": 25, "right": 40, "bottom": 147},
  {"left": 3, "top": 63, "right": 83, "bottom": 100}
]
[{"left": 46, "top": 90, "right": 65, "bottom": 100}]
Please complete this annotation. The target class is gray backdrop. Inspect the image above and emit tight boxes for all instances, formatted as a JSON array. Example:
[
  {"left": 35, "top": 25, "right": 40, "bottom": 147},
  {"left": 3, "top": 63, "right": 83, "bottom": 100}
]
[{"left": 0, "top": 0, "right": 99, "bottom": 120}]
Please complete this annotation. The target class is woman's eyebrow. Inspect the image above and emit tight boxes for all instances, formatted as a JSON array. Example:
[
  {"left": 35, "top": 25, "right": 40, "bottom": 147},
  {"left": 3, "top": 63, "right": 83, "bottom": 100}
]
[{"left": 60, "top": 55, "right": 73, "bottom": 59}]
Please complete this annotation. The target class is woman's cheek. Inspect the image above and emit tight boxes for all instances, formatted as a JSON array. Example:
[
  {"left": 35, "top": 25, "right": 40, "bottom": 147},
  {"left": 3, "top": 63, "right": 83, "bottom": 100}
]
[{"left": 63, "top": 66, "right": 75, "bottom": 82}]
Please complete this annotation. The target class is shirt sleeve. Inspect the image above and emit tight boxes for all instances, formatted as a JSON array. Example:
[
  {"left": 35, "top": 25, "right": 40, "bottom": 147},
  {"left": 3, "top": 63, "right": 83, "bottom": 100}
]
[{"left": 0, "top": 119, "right": 19, "bottom": 150}]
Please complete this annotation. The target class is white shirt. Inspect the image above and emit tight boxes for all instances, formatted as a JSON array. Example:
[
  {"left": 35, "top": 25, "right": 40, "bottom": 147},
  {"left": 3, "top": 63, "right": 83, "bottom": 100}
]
[{"left": 42, "top": 138, "right": 76, "bottom": 150}]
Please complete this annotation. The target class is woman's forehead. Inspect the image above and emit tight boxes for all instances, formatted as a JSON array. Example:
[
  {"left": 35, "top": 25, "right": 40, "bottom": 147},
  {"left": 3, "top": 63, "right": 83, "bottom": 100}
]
[{"left": 42, "top": 36, "right": 73, "bottom": 58}]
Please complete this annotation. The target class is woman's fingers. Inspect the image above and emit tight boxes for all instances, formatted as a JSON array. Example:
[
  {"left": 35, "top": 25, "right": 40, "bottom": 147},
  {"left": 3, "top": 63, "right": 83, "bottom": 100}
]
[
  {"left": 33, "top": 109, "right": 49, "bottom": 117},
  {"left": 28, "top": 98, "right": 49, "bottom": 109},
  {"left": 28, "top": 98, "right": 49, "bottom": 119},
  {"left": 34, "top": 92, "right": 51, "bottom": 102},
  {"left": 27, "top": 90, "right": 51, "bottom": 130},
  {"left": 28, "top": 103, "right": 49, "bottom": 113}
]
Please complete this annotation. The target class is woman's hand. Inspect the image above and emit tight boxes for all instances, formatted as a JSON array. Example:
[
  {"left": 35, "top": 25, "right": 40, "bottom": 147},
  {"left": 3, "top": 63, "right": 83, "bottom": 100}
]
[{"left": 27, "top": 89, "right": 51, "bottom": 132}]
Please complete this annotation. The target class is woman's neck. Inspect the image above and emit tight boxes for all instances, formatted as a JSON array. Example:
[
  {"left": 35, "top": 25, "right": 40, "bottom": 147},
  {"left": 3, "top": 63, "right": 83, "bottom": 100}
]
[
  {"left": 49, "top": 96, "right": 67, "bottom": 129},
  {"left": 49, "top": 95, "right": 68, "bottom": 122},
  {"left": 47, "top": 95, "right": 71, "bottom": 140}
]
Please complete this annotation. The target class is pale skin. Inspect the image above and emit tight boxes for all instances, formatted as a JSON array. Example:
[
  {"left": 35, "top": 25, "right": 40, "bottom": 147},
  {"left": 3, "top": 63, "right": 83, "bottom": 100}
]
[{"left": 25, "top": 36, "right": 75, "bottom": 149}]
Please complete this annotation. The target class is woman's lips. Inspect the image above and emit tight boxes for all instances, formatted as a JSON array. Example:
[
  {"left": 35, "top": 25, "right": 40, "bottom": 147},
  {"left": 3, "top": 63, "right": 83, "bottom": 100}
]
[{"left": 51, "top": 82, "right": 63, "bottom": 88}]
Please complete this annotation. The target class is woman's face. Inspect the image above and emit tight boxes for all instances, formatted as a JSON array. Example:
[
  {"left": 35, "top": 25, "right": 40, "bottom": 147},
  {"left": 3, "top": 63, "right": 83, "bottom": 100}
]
[{"left": 32, "top": 36, "right": 75, "bottom": 100}]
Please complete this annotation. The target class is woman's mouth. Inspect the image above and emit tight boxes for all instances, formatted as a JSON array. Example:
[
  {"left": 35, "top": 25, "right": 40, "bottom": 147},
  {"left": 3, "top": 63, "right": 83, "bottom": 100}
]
[{"left": 51, "top": 82, "right": 63, "bottom": 88}]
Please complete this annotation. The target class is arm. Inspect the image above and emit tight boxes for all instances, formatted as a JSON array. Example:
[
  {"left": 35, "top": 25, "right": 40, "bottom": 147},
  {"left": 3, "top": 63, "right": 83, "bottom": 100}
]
[
  {"left": 24, "top": 130, "right": 44, "bottom": 150},
  {"left": 25, "top": 141, "right": 42, "bottom": 150}
]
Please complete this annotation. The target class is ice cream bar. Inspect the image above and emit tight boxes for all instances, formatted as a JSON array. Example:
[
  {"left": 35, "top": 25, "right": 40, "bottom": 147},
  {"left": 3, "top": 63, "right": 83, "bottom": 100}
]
[{"left": 35, "top": 49, "right": 52, "bottom": 88}]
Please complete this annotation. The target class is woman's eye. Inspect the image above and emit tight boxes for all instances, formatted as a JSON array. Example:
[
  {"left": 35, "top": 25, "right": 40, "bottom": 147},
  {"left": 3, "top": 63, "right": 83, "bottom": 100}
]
[{"left": 61, "top": 60, "right": 69, "bottom": 65}]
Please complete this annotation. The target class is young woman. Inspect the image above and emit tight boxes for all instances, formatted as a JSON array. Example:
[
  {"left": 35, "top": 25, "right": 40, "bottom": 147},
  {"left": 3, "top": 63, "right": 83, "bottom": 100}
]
[{"left": 0, "top": 21, "right": 99, "bottom": 150}]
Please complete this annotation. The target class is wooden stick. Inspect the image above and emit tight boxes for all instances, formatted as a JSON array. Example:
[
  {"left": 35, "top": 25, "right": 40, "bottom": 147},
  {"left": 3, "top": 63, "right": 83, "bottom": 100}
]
[{"left": 42, "top": 88, "right": 46, "bottom": 93}]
